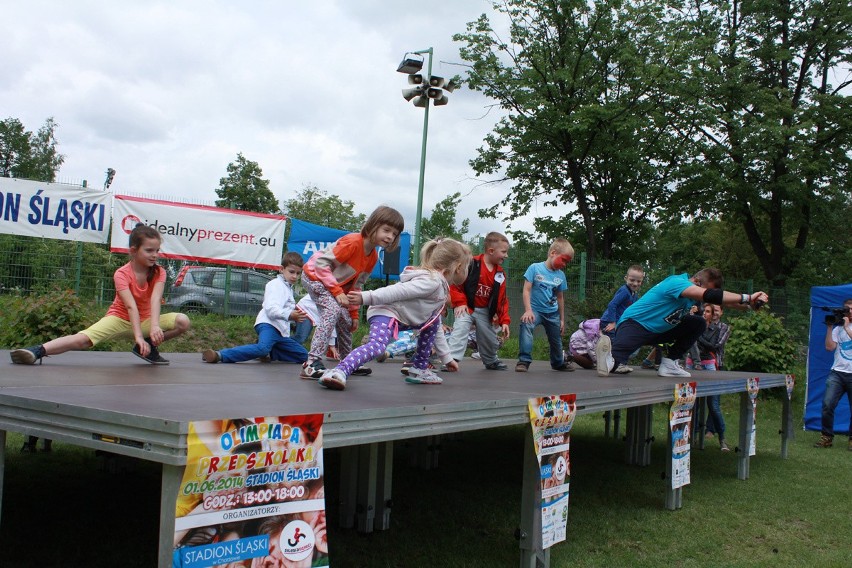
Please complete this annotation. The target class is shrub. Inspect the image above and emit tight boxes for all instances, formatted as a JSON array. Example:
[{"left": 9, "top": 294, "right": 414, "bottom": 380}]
[
  {"left": 1, "top": 289, "right": 93, "bottom": 348},
  {"left": 724, "top": 308, "right": 799, "bottom": 374}
]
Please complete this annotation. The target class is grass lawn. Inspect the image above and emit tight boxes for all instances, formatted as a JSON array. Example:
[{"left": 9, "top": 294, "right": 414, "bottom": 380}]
[{"left": 1, "top": 393, "right": 850, "bottom": 567}]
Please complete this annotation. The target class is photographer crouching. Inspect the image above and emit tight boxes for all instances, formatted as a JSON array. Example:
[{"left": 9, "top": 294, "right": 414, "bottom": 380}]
[{"left": 814, "top": 299, "right": 852, "bottom": 450}]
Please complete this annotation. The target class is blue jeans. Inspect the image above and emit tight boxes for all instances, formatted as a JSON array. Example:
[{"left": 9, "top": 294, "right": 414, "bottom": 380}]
[
  {"left": 219, "top": 323, "right": 308, "bottom": 364},
  {"left": 821, "top": 369, "right": 852, "bottom": 437},
  {"left": 518, "top": 310, "right": 564, "bottom": 368},
  {"left": 292, "top": 319, "right": 313, "bottom": 345}
]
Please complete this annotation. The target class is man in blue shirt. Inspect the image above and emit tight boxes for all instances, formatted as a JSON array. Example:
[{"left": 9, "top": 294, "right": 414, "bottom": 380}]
[{"left": 596, "top": 268, "right": 768, "bottom": 377}]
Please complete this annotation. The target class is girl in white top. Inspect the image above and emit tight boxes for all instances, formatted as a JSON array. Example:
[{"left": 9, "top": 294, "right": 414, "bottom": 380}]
[{"left": 317, "top": 238, "right": 471, "bottom": 391}]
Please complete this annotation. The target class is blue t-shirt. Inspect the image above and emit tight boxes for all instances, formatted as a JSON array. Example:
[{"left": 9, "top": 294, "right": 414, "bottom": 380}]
[
  {"left": 618, "top": 273, "right": 695, "bottom": 333},
  {"left": 600, "top": 284, "right": 638, "bottom": 325},
  {"left": 524, "top": 262, "right": 567, "bottom": 315}
]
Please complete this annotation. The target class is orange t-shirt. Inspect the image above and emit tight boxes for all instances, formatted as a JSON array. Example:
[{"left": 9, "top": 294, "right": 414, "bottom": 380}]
[{"left": 105, "top": 262, "right": 166, "bottom": 321}]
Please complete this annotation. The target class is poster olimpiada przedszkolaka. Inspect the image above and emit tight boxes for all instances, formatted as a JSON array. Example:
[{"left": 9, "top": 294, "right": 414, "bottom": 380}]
[
  {"left": 669, "top": 382, "right": 697, "bottom": 490},
  {"left": 528, "top": 394, "right": 577, "bottom": 548},
  {"left": 173, "top": 414, "right": 329, "bottom": 568}
]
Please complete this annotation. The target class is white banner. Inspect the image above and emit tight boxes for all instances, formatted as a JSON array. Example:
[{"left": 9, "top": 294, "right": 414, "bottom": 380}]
[
  {"left": 0, "top": 177, "right": 110, "bottom": 243},
  {"left": 111, "top": 195, "right": 286, "bottom": 269}
]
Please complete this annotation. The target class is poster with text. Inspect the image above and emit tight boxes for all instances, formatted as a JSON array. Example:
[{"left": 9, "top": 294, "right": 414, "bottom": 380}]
[
  {"left": 0, "top": 177, "right": 110, "bottom": 243},
  {"left": 173, "top": 414, "right": 328, "bottom": 568},
  {"left": 528, "top": 394, "right": 577, "bottom": 548},
  {"left": 112, "top": 195, "right": 286, "bottom": 269},
  {"left": 669, "top": 382, "right": 697, "bottom": 490},
  {"left": 748, "top": 377, "right": 760, "bottom": 456}
]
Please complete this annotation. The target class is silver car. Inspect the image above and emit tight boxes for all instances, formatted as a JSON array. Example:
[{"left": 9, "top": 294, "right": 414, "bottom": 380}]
[{"left": 164, "top": 265, "right": 273, "bottom": 316}]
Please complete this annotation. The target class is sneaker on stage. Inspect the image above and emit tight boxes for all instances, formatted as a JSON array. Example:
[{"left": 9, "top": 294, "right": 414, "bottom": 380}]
[
  {"left": 300, "top": 359, "right": 326, "bottom": 380},
  {"left": 657, "top": 357, "right": 691, "bottom": 378},
  {"left": 595, "top": 335, "right": 614, "bottom": 377},
  {"left": 318, "top": 368, "right": 347, "bottom": 390},
  {"left": 403, "top": 366, "right": 443, "bottom": 385},
  {"left": 10, "top": 345, "right": 46, "bottom": 365},
  {"left": 132, "top": 340, "right": 169, "bottom": 365}
]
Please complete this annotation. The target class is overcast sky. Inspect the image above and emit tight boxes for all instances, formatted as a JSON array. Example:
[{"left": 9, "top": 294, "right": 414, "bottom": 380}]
[{"left": 2, "top": 1, "right": 548, "bottom": 238}]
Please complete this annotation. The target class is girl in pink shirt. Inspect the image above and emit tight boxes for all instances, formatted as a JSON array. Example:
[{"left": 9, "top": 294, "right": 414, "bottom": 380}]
[{"left": 10, "top": 224, "right": 191, "bottom": 366}]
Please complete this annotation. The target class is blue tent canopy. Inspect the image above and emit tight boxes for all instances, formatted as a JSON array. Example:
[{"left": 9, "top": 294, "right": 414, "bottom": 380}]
[
  {"left": 805, "top": 284, "right": 852, "bottom": 433},
  {"left": 286, "top": 218, "right": 411, "bottom": 281}
]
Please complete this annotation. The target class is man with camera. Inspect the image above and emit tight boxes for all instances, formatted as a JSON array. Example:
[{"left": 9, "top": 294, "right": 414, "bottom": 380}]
[{"left": 815, "top": 299, "right": 852, "bottom": 449}]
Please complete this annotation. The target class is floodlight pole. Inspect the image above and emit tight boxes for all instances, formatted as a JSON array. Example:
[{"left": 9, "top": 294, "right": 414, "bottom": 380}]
[{"left": 411, "top": 47, "right": 433, "bottom": 265}]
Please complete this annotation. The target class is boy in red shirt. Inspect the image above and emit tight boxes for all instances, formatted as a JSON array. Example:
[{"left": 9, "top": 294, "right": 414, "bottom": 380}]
[{"left": 446, "top": 232, "right": 511, "bottom": 370}]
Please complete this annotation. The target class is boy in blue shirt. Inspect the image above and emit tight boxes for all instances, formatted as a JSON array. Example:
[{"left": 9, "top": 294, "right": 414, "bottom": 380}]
[
  {"left": 596, "top": 267, "right": 767, "bottom": 378},
  {"left": 600, "top": 265, "right": 644, "bottom": 336},
  {"left": 515, "top": 238, "right": 575, "bottom": 372}
]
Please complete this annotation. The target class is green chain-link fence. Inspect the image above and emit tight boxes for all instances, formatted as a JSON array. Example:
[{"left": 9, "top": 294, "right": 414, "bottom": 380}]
[{"left": 0, "top": 234, "right": 814, "bottom": 343}]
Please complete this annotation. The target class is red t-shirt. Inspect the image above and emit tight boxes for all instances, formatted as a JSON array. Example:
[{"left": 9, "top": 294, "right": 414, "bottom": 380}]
[{"left": 106, "top": 262, "right": 166, "bottom": 321}]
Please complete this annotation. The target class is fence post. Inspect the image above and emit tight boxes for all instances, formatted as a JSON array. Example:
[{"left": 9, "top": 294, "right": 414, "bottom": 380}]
[
  {"left": 578, "top": 252, "right": 587, "bottom": 302},
  {"left": 74, "top": 242, "right": 83, "bottom": 295},
  {"left": 224, "top": 265, "right": 232, "bottom": 316}
]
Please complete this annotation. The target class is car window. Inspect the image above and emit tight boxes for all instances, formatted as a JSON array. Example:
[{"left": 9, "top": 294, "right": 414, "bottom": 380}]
[
  {"left": 188, "top": 269, "right": 211, "bottom": 287},
  {"left": 210, "top": 271, "right": 228, "bottom": 290},
  {"left": 247, "top": 273, "right": 270, "bottom": 295}
]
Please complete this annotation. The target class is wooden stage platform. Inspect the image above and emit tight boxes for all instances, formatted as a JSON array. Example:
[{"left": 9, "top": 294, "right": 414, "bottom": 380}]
[{"left": 0, "top": 351, "right": 793, "bottom": 567}]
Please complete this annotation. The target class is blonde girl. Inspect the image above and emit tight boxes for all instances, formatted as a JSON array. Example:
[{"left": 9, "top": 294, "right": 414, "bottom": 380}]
[
  {"left": 318, "top": 237, "right": 472, "bottom": 390},
  {"left": 10, "top": 224, "right": 190, "bottom": 365}
]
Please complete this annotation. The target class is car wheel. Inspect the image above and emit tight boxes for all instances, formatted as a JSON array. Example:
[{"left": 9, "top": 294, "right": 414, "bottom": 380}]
[{"left": 181, "top": 303, "right": 208, "bottom": 315}]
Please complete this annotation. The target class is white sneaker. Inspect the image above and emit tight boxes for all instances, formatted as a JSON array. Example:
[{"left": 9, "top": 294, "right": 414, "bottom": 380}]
[
  {"left": 595, "top": 335, "right": 614, "bottom": 377},
  {"left": 318, "top": 368, "right": 347, "bottom": 390},
  {"left": 613, "top": 364, "right": 633, "bottom": 374},
  {"left": 471, "top": 351, "right": 481, "bottom": 360},
  {"left": 658, "top": 357, "right": 691, "bottom": 378},
  {"left": 403, "top": 366, "right": 443, "bottom": 385}
]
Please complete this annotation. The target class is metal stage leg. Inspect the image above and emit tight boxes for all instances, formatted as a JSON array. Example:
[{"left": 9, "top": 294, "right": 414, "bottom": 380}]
[
  {"left": 694, "top": 397, "right": 707, "bottom": 451},
  {"left": 356, "top": 443, "right": 379, "bottom": 533},
  {"left": 338, "top": 442, "right": 395, "bottom": 533},
  {"left": 409, "top": 435, "right": 441, "bottom": 470},
  {"left": 664, "top": 425, "right": 682, "bottom": 511},
  {"left": 159, "top": 463, "right": 184, "bottom": 568},
  {"left": 613, "top": 409, "right": 621, "bottom": 440},
  {"left": 604, "top": 410, "right": 623, "bottom": 439},
  {"left": 625, "top": 405, "right": 654, "bottom": 466},
  {"left": 625, "top": 407, "right": 637, "bottom": 465},
  {"left": 780, "top": 394, "right": 794, "bottom": 459},
  {"left": 0, "top": 430, "right": 5, "bottom": 527},
  {"left": 518, "top": 431, "right": 549, "bottom": 568},
  {"left": 737, "top": 392, "right": 754, "bottom": 480},
  {"left": 375, "top": 441, "right": 394, "bottom": 531},
  {"left": 338, "top": 446, "right": 358, "bottom": 529}
]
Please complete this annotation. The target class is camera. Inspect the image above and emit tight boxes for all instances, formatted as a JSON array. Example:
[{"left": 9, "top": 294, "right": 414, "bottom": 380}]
[{"left": 822, "top": 306, "right": 851, "bottom": 326}]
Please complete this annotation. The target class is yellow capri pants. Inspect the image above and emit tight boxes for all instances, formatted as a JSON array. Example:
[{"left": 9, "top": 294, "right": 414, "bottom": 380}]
[{"left": 79, "top": 314, "right": 180, "bottom": 346}]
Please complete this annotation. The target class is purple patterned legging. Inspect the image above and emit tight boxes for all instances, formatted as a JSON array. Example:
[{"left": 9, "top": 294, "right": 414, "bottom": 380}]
[{"left": 337, "top": 315, "right": 440, "bottom": 377}]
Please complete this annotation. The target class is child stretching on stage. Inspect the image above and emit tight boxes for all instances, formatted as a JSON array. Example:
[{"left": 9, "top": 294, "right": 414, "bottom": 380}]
[
  {"left": 299, "top": 205, "right": 405, "bottom": 380},
  {"left": 317, "top": 238, "right": 472, "bottom": 390},
  {"left": 10, "top": 224, "right": 191, "bottom": 365},
  {"left": 201, "top": 252, "right": 308, "bottom": 364}
]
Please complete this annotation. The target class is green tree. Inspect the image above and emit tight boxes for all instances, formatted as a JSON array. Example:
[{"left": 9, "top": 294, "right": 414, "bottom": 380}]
[
  {"left": 672, "top": 0, "right": 852, "bottom": 286},
  {"left": 419, "top": 192, "right": 470, "bottom": 242},
  {"left": 282, "top": 184, "right": 366, "bottom": 232},
  {"left": 0, "top": 117, "right": 64, "bottom": 181},
  {"left": 454, "top": 0, "right": 693, "bottom": 261},
  {"left": 215, "top": 153, "right": 279, "bottom": 213}
]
